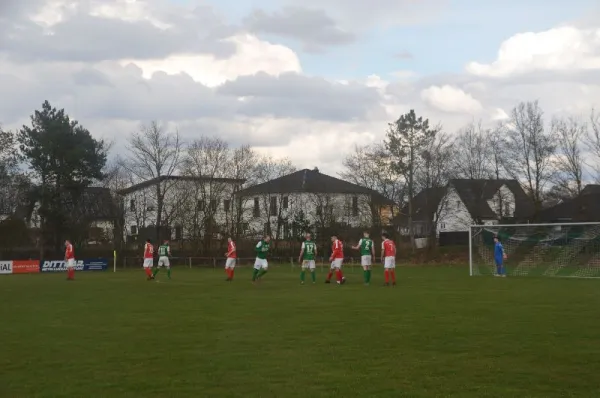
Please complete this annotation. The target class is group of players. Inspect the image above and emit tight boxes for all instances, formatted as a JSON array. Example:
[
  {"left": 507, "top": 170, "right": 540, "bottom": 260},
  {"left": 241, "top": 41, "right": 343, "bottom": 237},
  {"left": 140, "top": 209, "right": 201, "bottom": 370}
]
[{"left": 140, "top": 230, "right": 397, "bottom": 286}]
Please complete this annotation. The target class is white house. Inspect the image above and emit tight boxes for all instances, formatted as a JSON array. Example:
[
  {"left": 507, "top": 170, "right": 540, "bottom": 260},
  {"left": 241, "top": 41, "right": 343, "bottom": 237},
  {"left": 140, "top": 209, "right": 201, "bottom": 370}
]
[
  {"left": 117, "top": 175, "right": 245, "bottom": 242},
  {"left": 397, "top": 179, "right": 534, "bottom": 236},
  {"left": 235, "top": 168, "right": 393, "bottom": 238}
]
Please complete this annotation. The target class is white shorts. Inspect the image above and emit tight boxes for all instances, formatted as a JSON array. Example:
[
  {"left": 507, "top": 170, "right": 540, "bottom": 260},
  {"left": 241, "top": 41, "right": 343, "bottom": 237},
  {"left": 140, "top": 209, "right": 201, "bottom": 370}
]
[
  {"left": 330, "top": 258, "right": 343, "bottom": 269},
  {"left": 254, "top": 258, "right": 268, "bottom": 270},
  {"left": 143, "top": 258, "right": 153, "bottom": 268},
  {"left": 225, "top": 258, "right": 236, "bottom": 268},
  {"left": 384, "top": 256, "right": 396, "bottom": 269},
  {"left": 158, "top": 256, "right": 170, "bottom": 267},
  {"left": 302, "top": 260, "right": 316, "bottom": 270},
  {"left": 66, "top": 258, "right": 76, "bottom": 268},
  {"left": 361, "top": 255, "right": 372, "bottom": 267}
]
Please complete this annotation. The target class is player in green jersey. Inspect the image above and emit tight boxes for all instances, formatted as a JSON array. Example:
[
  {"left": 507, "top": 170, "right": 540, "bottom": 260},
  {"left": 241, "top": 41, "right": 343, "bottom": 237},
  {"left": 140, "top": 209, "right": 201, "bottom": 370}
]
[
  {"left": 352, "top": 231, "right": 375, "bottom": 285},
  {"left": 153, "top": 240, "right": 171, "bottom": 279},
  {"left": 298, "top": 232, "right": 317, "bottom": 284},
  {"left": 252, "top": 235, "right": 271, "bottom": 282}
]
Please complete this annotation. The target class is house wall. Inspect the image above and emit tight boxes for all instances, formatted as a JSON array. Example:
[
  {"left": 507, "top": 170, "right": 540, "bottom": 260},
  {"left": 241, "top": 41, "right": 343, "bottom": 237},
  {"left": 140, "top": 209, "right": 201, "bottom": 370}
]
[
  {"left": 121, "top": 179, "right": 243, "bottom": 241},
  {"left": 436, "top": 187, "right": 476, "bottom": 232},
  {"left": 240, "top": 192, "right": 375, "bottom": 238},
  {"left": 486, "top": 184, "right": 516, "bottom": 218}
]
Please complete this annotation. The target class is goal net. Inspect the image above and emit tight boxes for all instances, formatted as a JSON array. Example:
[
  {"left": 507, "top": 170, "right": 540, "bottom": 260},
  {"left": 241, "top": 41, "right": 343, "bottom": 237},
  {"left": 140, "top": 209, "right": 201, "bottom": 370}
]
[{"left": 469, "top": 222, "right": 600, "bottom": 277}]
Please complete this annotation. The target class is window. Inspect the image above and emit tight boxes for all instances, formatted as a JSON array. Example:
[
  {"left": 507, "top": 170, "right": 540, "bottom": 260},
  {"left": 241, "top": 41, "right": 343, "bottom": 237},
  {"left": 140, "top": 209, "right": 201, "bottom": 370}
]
[
  {"left": 130, "top": 225, "right": 138, "bottom": 235},
  {"left": 223, "top": 199, "right": 231, "bottom": 212},
  {"left": 175, "top": 226, "right": 182, "bottom": 240},
  {"left": 253, "top": 197, "right": 260, "bottom": 217},
  {"left": 440, "top": 223, "right": 446, "bottom": 229},
  {"left": 283, "top": 196, "right": 289, "bottom": 209},
  {"left": 352, "top": 196, "right": 358, "bottom": 217},
  {"left": 129, "top": 199, "right": 135, "bottom": 211},
  {"left": 316, "top": 206, "right": 322, "bottom": 216},
  {"left": 210, "top": 199, "right": 217, "bottom": 212},
  {"left": 269, "top": 197, "right": 277, "bottom": 216},
  {"left": 146, "top": 206, "right": 154, "bottom": 212},
  {"left": 456, "top": 200, "right": 461, "bottom": 209},
  {"left": 197, "top": 200, "right": 205, "bottom": 210},
  {"left": 283, "top": 223, "right": 290, "bottom": 238}
]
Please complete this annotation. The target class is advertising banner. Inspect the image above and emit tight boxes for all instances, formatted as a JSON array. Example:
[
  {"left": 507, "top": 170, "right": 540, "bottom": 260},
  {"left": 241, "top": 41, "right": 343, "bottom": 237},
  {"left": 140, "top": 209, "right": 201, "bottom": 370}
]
[
  {"left": 83, "top": 258, "right": 108, "bottom": 271},
  {"left": 39, "top": 259, "right": 108, "bottom": 272},
  {"left": 40, "top": 260, "right": 85, "bottom": 272},
  {"left": 0, "top": 261, "right": 12, "bottom": 274},
  {"left": 12, "top": 260, "right": 39, "bottom": 274}
]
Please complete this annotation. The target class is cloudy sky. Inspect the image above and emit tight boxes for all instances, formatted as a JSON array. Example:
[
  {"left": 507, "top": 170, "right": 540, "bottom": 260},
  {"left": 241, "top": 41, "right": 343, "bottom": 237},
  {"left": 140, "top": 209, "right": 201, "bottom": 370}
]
[{"left": 1, "top": 0, "right": 599, "bottom": 174}]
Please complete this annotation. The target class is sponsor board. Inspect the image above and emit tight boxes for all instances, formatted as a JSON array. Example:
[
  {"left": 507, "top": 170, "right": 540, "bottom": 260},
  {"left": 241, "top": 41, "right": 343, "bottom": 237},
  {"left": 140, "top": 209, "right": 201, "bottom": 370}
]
[
  {"left": 84, "top": 259, "right": 108, "bottom": 271},
  {"left": 0, "top": 261, "right": 12, "bottom": 274},
  {"left": 12, "top": 260, "right": 39, "bottom": 274},
  {"left": 40, "top": 260, "right": 85, "bottom": 272}
]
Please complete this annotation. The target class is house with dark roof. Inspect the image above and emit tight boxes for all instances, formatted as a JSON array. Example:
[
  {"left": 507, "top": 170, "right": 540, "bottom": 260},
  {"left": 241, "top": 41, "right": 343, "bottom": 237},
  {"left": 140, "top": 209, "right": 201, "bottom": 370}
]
[
  {"left": 396, "top": 179, "right": 534, "bottom": 236},
  {"left": 117, "top": 175, "right": 245, "bottom": 242},
  {"left": 538, "top": 184, "right": 600, "bottom": 222},
  {"left": 235, "top": 168, "right": 394, "bottom": 237}
]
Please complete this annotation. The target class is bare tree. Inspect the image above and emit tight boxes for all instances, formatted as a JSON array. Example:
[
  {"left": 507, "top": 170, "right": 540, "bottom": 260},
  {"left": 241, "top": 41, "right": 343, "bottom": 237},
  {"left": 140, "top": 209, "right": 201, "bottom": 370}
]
[
  {"left": 551, "top": 116, "right": 586, "bottom": 198},
  {"left": 385, "top": 110, "right": 439, "bottom": 249},
  {"left": 487, "top": 124, "right": 511, "bottom": 180},
  {"left": 225, "top": 145, "right": 258, "bottom": 238},
  {"left": 125, "top": 121, "right": 182, "bottom": 242},
  {"left": 586, "top": 108, "right": 600, "bottom": 182},
  {"left": 340, "top": 143, "right": 405, "bottom": 225},
  {"left": 253, "top": 156, "right": 296, "bottom": 240},
  {"left": 452, "top": 121, "right": 493, "bottom": 179},
  {"left": 504, "top": 101, "right": 556, "bottom": 216}
]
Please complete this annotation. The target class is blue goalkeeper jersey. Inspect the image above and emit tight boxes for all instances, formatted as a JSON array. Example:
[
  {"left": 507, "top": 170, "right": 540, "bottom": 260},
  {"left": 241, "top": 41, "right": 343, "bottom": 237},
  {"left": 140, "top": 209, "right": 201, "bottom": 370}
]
[{"left": 494, "top": 242, "right": 504, "bottom": 263}]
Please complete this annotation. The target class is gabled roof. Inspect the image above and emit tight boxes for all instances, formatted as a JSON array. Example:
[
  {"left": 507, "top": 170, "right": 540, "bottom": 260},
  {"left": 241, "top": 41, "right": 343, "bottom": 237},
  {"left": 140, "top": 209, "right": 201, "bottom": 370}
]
[
  {"left": 581, "top": 184, "right": 600, "bottom": 196},
  {"left": 236, "top": 169, "right": 393, "bottom": 204},
  {"left": 395, "top": 187, "right": 447, "bottom": 224},
  {"left": 449, "top": 179, "right": 534, "bottom": 220},
  {"left": 117, "top": 175, "right": 246, "bottom": 195},
  {"left": 538, "top": 191, "right": 600, "bottom": 222}
]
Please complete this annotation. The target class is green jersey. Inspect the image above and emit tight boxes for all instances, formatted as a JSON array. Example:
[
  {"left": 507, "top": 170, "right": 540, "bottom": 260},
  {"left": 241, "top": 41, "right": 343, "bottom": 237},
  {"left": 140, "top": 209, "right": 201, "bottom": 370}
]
[
  {"left": 158, "top": 244, "right": 170, "bottom": 257},
  {"left": 359, "top": 238, "right": 373, "bottom": 256},
  {"left": 302, "top": 240, "right": 317, "bottom": 260},
  {"left": 255, "top": 240, "right": 270, "bottom": 259}
]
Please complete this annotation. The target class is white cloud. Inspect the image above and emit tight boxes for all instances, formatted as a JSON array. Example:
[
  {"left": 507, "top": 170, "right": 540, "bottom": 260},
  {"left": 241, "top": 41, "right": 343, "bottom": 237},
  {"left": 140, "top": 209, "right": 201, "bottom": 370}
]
[
  {"left": 420, "top": 85, "right": 483, "bottom": 114},
  {"left": 467, "top": 26, "right": 600, "bottom": 77},
  {"left": 120, "top": 34, "right": 302, "bottom": 87}
]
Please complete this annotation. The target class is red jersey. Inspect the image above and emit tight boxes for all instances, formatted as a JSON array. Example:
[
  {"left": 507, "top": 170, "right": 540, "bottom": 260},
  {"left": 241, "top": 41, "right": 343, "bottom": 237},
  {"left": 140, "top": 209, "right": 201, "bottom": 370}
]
[
  {"left": 331, "top": 239, "right": 344, "bottom": 259},
  {"left": 382, "top": 239, "right": 396, "bottom": 257},
  {"left": 227, "top": 241, "right": 237, "bottom": 258},
  {"left": 144, "top": 243, "right": 154, "bottom": 259},
  {"left": 65, "top": 243, "right": 74, "bottom": 260}
]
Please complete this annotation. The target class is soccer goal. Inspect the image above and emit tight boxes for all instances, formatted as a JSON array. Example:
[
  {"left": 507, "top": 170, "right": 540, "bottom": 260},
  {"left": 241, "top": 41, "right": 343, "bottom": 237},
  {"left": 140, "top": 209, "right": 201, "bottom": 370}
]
[{"left": 469, "top": 222, "right": 600, "bottom": 278}]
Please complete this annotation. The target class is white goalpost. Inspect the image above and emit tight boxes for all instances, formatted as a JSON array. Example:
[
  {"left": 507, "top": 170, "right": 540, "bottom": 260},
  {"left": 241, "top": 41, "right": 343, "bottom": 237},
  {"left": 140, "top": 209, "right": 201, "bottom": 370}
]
[{"left": 469, "top": 222, "right": 600, "bottom": 278}]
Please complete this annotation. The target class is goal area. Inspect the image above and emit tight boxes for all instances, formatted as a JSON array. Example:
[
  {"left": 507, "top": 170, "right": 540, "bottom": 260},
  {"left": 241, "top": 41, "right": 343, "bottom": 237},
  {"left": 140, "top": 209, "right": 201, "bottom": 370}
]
[{"left": 469, "top": 222, "right": 600, "bottom": 278}]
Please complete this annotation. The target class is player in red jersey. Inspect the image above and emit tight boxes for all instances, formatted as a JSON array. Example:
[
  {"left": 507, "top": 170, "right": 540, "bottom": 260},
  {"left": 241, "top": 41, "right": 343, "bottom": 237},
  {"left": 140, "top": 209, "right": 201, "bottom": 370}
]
[
  {"left": 65, "top": 240, "right": 76, "bottom": 281},
  {"left": 325, "top": 234, "right": 346, "bottom": 285},
  {"left": 224, "top": 237, "right": 237, "bottom": 281},
  {"left": 381, "top": 232, "right": 396, "bottom": 286},
  {"left": 143, "top": 239, "right": 154, "bottom": 280}
]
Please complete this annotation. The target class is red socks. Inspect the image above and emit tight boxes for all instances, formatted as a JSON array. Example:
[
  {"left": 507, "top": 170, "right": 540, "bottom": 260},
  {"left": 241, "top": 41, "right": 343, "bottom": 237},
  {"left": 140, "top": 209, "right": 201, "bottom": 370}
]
[
  {"left": 144, "top": 268, "right": 152, "bottom": 278},
  {"left": 335, "top": 269, "right": 343, "bottom": 282},
  {"left": 67, "top": 268, "right": 75, "bottom": 280},
  {"left": 384, "top": 269, "right": 389, "bottom": 283},
  {"left": 326, "top": 271, "right": 333, "bottom": 281},
  {"left": 226, "top": 269, "right": 234, "bottom": 279}
]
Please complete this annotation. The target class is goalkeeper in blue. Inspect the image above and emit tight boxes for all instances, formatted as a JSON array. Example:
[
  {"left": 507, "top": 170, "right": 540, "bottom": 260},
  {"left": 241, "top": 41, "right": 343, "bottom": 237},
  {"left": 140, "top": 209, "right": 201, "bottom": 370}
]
[{"left": 493, "top": 236, "right": 507, "bottom": 277}]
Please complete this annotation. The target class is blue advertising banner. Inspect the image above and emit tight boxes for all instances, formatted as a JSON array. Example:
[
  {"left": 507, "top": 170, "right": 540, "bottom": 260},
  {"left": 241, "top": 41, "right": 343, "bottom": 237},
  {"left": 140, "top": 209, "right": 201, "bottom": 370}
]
[{"left": 40, "top": 259, "right": 108, "bottom": 272}]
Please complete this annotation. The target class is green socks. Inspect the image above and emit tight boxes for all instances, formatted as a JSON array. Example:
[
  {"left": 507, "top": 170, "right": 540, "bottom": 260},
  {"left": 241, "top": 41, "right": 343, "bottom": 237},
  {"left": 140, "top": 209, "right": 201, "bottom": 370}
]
[
  {"left": 367, "top": 270, "right": 371, "bottom": 282},
  {"left": 152, "top": 268, "right": 159, "bottom": 277},
  {"left": 311, "top": 271, "right": 316, "bottom": 282},
  {"left": 363, "top": 270, "right": 368, "bottom": 283},
  {"left": 300, "top": 270, "right": 305, "bottom": 282},
  {"left": 167, "top": 268, "right": 171, "bottom": 279},
  {"left": 252, "top": 268, "right": 259, "bottom": 281}
]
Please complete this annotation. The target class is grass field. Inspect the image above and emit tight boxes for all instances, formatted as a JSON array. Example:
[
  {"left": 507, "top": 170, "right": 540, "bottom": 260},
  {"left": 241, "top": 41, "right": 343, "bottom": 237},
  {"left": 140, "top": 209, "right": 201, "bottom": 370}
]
[{"left": 1, "top": 265, "right": 600, "bottom": 397}]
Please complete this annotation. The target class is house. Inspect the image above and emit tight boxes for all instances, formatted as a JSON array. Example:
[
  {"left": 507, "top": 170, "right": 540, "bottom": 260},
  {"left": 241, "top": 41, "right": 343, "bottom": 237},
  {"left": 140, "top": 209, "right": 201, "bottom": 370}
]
[
  {"left": 117, "top": 175, "right": 245, "bottom": 242},
  {"left": 234, "top": 168, "right": 394, "bottom": 238},
  {"left": 396, "top": 179, "right": 534, "bottom": 237},
  {"left": 538, "top": 184, "right": 600, "bottom": 222},
  {"left": 13, "top": 186, "right": 120, "bottom": 244}
]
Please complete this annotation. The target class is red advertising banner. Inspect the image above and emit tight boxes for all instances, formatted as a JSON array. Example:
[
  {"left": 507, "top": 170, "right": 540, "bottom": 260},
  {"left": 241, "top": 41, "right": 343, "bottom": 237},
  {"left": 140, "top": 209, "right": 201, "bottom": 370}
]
[{"left": 12, "top": 260, "right": 40, "bottom": 274}]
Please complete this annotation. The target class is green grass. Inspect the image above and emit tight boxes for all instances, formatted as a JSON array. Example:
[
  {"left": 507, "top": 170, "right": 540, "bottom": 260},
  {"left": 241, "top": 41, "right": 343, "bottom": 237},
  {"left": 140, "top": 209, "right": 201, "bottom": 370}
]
[{"left": 1, "top": 265, "right": 600, "bottom": 397}]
